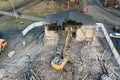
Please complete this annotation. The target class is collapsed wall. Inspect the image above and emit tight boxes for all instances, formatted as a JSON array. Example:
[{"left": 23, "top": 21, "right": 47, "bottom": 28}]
[
  {"left": 44, "top": 25, "right": 59, "bottom": 45},
  {"left": 44, "top": 24, "right": 95, "bottom": 44},
  {"left": 76, "top": 25, "right": 95, "bottom": 42}
]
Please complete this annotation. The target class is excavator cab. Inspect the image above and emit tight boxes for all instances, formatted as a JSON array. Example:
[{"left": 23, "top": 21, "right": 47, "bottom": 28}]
[
  {"left": 51, "top": 52, "right": 69, "bottom": 70},
  {"left": 51, "top": 27, "right": 73, "bottom": 70}
]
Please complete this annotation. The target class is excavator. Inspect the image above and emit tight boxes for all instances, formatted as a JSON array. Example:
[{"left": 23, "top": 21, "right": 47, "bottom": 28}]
[
  {"left": 51, "top": 26, "right": 74, "bottom": 70},
  {"left": 0, "top": 39, "right": 7, "bottom": 52}
]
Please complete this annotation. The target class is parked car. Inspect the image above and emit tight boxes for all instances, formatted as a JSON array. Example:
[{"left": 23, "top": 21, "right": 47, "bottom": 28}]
[
  {"left": 113, "top": 26, "right": 120, "bottom": 33},
  {"left": 113, "top": 4, "right": 120, "bottom": 10},
  {"left": 109, "top": 32, "right": 120, "bottom": 38},
  {"left": 116, "top": 39, "right": 120, "bottom": 47}
]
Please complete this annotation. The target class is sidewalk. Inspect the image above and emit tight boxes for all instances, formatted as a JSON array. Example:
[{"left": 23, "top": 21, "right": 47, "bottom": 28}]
[{"left": 0, "top": 10, "right": 44, "bottom": 21}]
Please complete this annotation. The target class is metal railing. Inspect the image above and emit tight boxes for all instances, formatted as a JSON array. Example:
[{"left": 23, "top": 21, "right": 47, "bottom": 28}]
[{"left": 96, "top": 23, "right": 120, "bottom": 66}]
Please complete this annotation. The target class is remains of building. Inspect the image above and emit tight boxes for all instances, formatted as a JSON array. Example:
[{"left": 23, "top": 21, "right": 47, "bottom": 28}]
[
  {"left": 21, "top": 10, "right": 119, "bottom": 80},
  {"left": 0, "top": 10, "right": 119, "bottom": 80}
]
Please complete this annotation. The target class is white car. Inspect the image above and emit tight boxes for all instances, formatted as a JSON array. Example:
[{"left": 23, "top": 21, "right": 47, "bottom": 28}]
[
  {"left": 113, "top": 4, "right": 120, "bottom": 10},
  {"left": 109, "top": 32, "right": 120, "bottom": 38}
]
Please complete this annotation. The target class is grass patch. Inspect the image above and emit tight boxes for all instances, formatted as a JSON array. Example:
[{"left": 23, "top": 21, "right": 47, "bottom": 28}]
[
  {"left": 0, "top": 16, "right": 35, "bottom": 31},
  {"left": 26, "top": 13, "right": 46, "bottom": 18}
]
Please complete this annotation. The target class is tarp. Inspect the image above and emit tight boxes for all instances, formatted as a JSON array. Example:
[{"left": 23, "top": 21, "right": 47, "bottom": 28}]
[{"left": 45, "top": 10, "right": 95, "bottom": 26}]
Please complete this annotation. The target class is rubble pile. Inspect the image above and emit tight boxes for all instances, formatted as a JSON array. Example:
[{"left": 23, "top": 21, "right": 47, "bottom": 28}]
[{"left": 0, "top": 27, "right": 119, "bottom": 80}]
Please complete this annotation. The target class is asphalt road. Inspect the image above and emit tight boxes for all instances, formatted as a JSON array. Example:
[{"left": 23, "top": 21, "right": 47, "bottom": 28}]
[
  {"left": 87, "top": 0, "right": 120, "bottom": 26},
  {"left": 0, "top": 0, "right": 43, "bottom": 17},
  {"left": 0, "top": 0, "right": 33, "bottom": 17}
]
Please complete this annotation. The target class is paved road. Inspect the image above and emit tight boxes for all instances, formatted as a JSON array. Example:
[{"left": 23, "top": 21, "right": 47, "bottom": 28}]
[
  {"left": 2, "top": 0, "right": 35, "bottom": 11},
  {"left": 93, "top": 0, "right": 120, "bottom": 17},
  {"left": 87, "top": 0, "right": 120, "bottom": 26},
  {"left": 0, "top": 0, "right": 34, "bottom": 17},
  {"left": 0, "top": 0, "right": 43, "bottom": 17},
  {"left": 0, "top": 10, "right": 44, "bottom": 21}
]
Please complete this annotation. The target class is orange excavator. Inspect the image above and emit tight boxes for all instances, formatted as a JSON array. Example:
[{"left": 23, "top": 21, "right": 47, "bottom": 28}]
[
  {"left": 0, "top": 39, "right": 7, "bottom": 52},
  {"left": 51, "top": 27, "right": 74, "bottom": 70}
]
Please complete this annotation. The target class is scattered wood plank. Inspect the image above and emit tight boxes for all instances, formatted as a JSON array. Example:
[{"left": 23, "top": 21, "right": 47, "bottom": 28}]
[
  {"left": 82, "top": 73, "right": 88, "bottom": 80},
  {"left": 31, "top": 69, "right": 41, "bottom": 80}
]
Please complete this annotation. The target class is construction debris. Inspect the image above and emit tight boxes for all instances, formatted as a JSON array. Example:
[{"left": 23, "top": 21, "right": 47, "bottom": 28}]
[
  {"left": 76, "top": 25, "right": 95, "bottom": 42},
  {"left": 0, "top": 69, "right": 6, "bottom": 79},
  {"left": 0, "top": 23, "right": 119, "bottom": 80},
  {"left": 22, "top": 41, "right": 26, "bottom": 46},
  {"left": 0, "top": 7, "right": 119, "bottom": 80},
  {"left": 8, "top": 51, "right": 15, "bottom": 57},
  {"left": 31, "top": 69, "right": 41, "bottom": 80}
]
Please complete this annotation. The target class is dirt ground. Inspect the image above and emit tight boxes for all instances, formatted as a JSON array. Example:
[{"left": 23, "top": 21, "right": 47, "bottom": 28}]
[{"left": 27, "top": 0, "right": 59, "bottom": 17}]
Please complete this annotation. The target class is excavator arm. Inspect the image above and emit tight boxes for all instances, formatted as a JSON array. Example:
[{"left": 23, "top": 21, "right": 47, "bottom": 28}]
[{"left": 62, "top": 30, "right": 72, "bottom": 57}]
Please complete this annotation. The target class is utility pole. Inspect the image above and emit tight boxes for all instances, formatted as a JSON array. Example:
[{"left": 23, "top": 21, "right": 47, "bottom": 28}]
[
  {"left": 68, "top": 0, "right": 70, "bottom": 10},
  {"left": 9, "top": 0, "right": 17, "bottom": 18}
]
